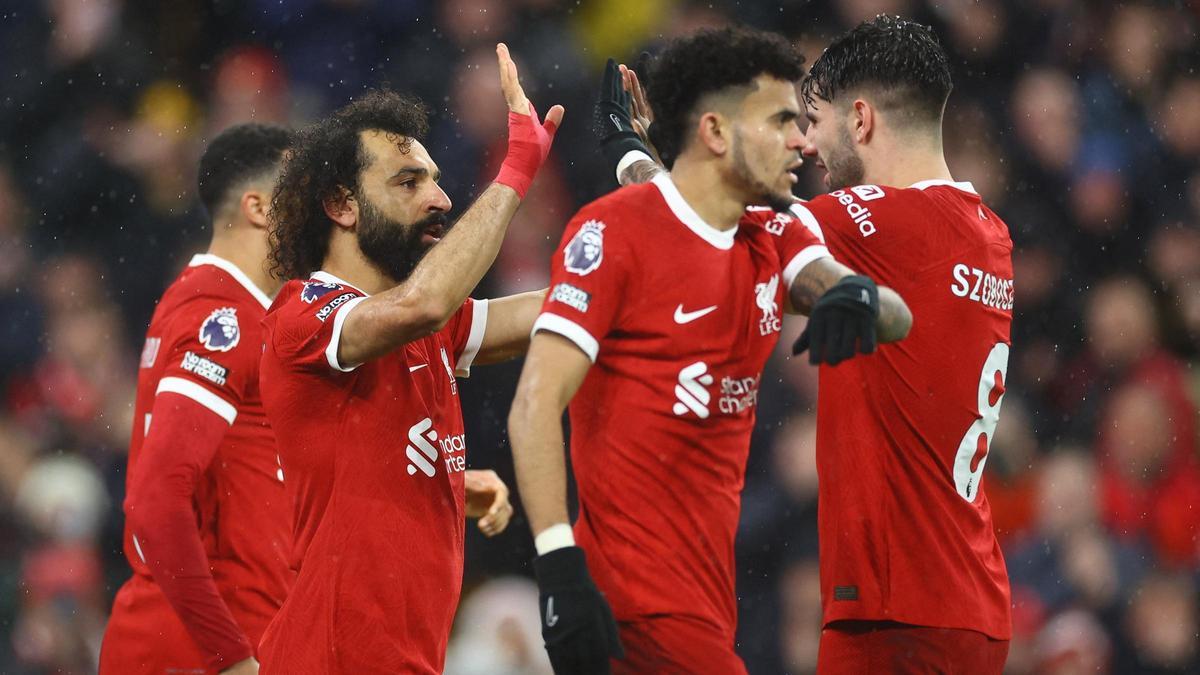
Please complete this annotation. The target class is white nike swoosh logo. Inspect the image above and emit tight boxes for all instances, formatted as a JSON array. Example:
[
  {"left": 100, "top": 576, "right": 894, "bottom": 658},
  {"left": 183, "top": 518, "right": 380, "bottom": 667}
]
[
  {"left": 409, "top": 363, "right": 428, "bottom": 372},
  {"left": 545, "top": 596, "right": 559, "bottom": 628},
  {"left": 673, "top": 304, "right": 718, "bottom": 324}
]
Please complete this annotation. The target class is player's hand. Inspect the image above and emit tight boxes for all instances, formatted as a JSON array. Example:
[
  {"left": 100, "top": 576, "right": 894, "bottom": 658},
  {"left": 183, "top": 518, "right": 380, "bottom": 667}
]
[
  {"left": 623, "top": 61, "right": 660, "bottom": 163},
  {"left": 495, "top": 43, "right": 565, "bottom": 199},
  {"left": 595, "top": 58, "right": 654, "bottom": 182},
  {"left": 792, "top": 275, "right": 880, "bottom": 365},
  {"left": 465, "top": 469, "right": 513, "bottom": 537},
  {"left": 534, "top": 547, "right": 624, "bottom": 674},
  {"left": 219, "top": 657, "right": 259, "bottom": 674}
]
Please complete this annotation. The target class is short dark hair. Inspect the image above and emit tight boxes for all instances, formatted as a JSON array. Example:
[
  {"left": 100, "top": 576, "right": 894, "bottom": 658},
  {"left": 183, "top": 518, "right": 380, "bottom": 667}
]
[
  {"left": 197, "top": 123, "right": 293, "bottom": 217},
  {"left": 646, "top": 27, "right": 806, "bottom": 168},
  {"left": 802, "top": 15, "right": 952, "bottom": 127},
  {"left": 269, "top": 90, "right": 430, "bottom": 281}
]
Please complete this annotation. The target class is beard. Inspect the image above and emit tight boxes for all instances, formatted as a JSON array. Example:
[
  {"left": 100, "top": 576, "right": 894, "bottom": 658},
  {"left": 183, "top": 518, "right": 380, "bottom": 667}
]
[
  {"left": 824, "top": 123, "right": 865, "bottom": 190},
  {"left": 356, "top": 195, "right": 449, "bottom": 283},
  {"left": 731, "top": 130, "right": 797, "bottom": 213}
]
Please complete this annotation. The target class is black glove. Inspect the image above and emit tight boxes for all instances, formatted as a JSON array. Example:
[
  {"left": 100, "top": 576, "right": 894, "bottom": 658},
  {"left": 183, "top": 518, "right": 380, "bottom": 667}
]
[
  {"left": 793, "top": 275, "right": 880, "bottom": 365},
  {"left": 594, "top": 58, "right": 651, "bottom": 182},
  {"left": 534, "top": 546, "right": 624, "bottom": 674}
]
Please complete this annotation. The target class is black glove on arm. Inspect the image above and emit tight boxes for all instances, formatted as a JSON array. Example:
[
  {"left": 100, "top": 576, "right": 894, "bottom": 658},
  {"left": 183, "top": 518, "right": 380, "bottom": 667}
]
[
  {"left": 792, "top": 274, "right": 880, "bottom": 366},
  {"left": 534, "top": 546, "right": 624, "bottom": 674},
  {"left": 594, "top": 58, "right": 651, "bottom": 183}
]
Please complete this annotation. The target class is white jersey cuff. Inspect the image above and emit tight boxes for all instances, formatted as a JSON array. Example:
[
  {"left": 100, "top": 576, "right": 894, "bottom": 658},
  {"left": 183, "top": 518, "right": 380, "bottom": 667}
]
[
  {"left": 532, "top": 313, "right": 599, "bottom": 362},
  {"left": 455, "top": 299, "right": 489, "bottom": 377},
  {"left": 534, "top": 523, "right": 576, "bottom": 556},
  {"left": 782, "top": 246, "right": 832, "bottom": 290},
  {"left": 326, "top": 296, "right": 368, "bottom": 372},
  {"left": 156, "top": 377, "right": 236, "bottom": 424}
]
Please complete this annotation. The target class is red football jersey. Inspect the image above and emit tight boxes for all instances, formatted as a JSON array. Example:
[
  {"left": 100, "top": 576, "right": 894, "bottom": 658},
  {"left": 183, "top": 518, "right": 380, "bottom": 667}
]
[
  {"left": 257, "top": 271, "right": 488, "bottom": 675},
  {"left": 118, "top": 254, "right": 292, "bottom": 644},
  {"left": 793, "top": 180, "right": 1014, "bottom": 639},
  {"left": 535, "top": 174, "right": 828, "bottom": 637}
]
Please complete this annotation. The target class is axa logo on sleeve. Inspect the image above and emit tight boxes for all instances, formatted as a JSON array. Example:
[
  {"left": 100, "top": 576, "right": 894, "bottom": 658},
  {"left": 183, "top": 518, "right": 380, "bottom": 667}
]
[
  {"left": 199, "top": 308, "right": 240, "bottom": 352},
  {"left": 564, "top": 220, "right": 605, "bottom": 275},
  {"left": 405, "top": 417, "right": 467, "bottom": 478},
  {"left": 830, "top": 185, "right": 884, "bottom": 238},
  {"left": 951, "top": 263, "right": 1014, "bottom": 311}
]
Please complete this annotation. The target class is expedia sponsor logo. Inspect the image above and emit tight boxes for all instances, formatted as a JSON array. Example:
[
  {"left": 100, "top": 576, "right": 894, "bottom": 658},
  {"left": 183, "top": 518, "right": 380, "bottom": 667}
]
[
  {"left": 549, "top": 283, "right": 591, "bottom": 313},
  {"left": 315, "top": 292, "right": 357, "bottom": 322},
  {"left": 181, "top": 351, "right": 228, "bottom": 386},
  {"left": 831, "top": 185, "right": 884, "bottom": 238}
]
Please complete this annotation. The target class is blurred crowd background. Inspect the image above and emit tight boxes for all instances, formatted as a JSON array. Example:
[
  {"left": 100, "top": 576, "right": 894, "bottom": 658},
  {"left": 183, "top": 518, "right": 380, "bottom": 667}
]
[{"left": 0, "top": 0, "right": 1197, "bottom": 673}]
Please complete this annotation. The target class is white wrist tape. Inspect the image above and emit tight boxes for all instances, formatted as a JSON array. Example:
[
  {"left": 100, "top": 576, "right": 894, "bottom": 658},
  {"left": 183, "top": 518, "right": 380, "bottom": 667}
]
[{"left": 534, "top": 523, "right": 576, "bottom": 555}]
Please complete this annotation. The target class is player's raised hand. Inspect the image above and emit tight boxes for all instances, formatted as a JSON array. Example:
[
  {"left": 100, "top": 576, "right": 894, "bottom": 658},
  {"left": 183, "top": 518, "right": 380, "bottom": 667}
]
[
  {"left": 793, "top": 275, "right": 880, "bottom": 365},
  {"left": 594, "top": 58, "right": 657, "bottom": 184},
  {"left": 534, "top": 547, "right": 624, "bottom": 674},
  {"left": 623, "top": 64, "right": 658, "bottom": 161},
  {"left": 465, "top": 469, "right": 513, "bottom": 537},
  {"left": 493, "top": 43, "right": 565, "bottom": 199}
]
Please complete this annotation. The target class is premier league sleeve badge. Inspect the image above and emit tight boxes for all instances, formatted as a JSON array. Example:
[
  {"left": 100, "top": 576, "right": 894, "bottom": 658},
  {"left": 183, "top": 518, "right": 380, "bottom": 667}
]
[
  {"left": 564, "top": 219, "right": 605, "bottom": 276},
  {"left": 199, "top": 307, "right": 241, "bottom": 352}
]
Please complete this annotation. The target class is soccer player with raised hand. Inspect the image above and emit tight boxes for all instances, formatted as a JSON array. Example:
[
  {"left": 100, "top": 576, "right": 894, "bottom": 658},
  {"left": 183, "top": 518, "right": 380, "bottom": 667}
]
[
  {"left": 509, "top": 28, "right": 911, "bottom": 674},
  {"left": 254, "top": 44, "right": 559, "bottom": 674}
]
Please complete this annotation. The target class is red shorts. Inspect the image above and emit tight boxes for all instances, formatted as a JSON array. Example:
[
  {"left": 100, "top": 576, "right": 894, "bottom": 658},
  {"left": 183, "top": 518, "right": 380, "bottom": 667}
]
[
  {"left": 100, "top": 574, "right": 212, "bottom": 675},
  {"left": 611, "top": 615, "right": 747, "bottom": 675},
  {"left": 817, "top": 620, "right": 1009, "bottom": 675}
]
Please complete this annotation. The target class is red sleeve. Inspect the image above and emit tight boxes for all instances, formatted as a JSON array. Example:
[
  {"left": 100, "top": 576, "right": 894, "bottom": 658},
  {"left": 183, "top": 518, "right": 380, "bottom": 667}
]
[
  {"left": 532, "top": 207, "right": 634, "bottom": 361},
  {"left": 154, "top": 300, "right": 262, "bottom": 424},
  {"left": 270, "top": 281, "right": 368, "bottom": 373},
  {"left": 124, "top": 392, "right": 253, "bottom": 670},
  {"left": 441, "top": 297, "right": 489, "bottom": 377},
  {"left": 744, "top": 204, "right": 830, "bottom": 289}
]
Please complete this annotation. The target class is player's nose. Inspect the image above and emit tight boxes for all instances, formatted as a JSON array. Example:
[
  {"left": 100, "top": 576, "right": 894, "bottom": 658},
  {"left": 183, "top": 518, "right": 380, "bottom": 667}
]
[{"left": 428, "top": 183, "right": 452, "bottom": 213}]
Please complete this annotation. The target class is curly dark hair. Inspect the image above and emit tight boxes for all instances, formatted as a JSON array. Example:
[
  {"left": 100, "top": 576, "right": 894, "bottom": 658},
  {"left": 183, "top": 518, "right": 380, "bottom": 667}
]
[
  {"left": 645, "top": 27, "right": 806, "bottom": 169},
  {"left": 802, "top": 15, "right": 952, "bottom": 127},
  {"left": 269, "top": 89, "right": 430, "bottom": 280},
  {"left": 197, "top": 123, "right": 293, "bottom": 218}
]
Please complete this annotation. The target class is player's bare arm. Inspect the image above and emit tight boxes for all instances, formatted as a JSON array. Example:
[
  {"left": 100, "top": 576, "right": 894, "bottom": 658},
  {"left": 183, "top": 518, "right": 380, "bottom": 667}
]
[
  {"left": 465, "top": 469, "right": 513, "bottom": 537},
  {"left": 473, "top": 288, "right": 549, "bottom": 365},
  {"left": 508, "top": 332, "right": 591, "bottom": 537},
  {"left": 337, "top": 44, "right": 564, "bottom": 366},
  {"left": 790, "top": 257, "right": 912, "bottom": 343},
  {"left": 220, "top": 657, "right": 259, "bottom": 674}
]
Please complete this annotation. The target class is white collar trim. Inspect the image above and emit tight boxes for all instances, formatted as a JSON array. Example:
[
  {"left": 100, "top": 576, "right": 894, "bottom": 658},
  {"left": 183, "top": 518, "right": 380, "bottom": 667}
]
[
  {"left": 909, "top": 179, "right": 978, "bottom": 195},
  {"left": 651, "top": 173, "right": 736, "bottom": 250},
  {"left": 189, "top": 254, "right": 273, "bottom": 309},
  {"left": 310, "top": 270, "right": 369, "bottom": 297}
]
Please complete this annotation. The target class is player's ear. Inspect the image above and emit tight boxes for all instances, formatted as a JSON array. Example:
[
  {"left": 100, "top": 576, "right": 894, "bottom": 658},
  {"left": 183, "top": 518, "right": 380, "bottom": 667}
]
[
  {"left": 696, "top": 111, "right": 729, "bottom": 156},
  {"left": 323, "top": 187, "right": 358, "bottom": 230},
  {"left": 851, "top": 99, "right": 874, "bottom": 145},
  {"left": 241, "top": 190, "right": 270, "bottom": 229}
]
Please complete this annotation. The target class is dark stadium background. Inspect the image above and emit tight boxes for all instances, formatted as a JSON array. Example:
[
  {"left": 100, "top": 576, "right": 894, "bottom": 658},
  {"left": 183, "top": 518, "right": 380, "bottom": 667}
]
[{"left": 1, "top": 0, "right": 1198, "bottom": 672}]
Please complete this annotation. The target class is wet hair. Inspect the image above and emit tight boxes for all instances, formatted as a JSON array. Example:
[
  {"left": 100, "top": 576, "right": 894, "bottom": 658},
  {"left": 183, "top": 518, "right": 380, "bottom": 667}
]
[
  {"left": 269, "top": 90, "right": 429, "bottom": 280},
  {"left": 197, "top": 123, "right": 293, "bottom": 218},
  {"left": 802, "top": 15, "right": 952, "bottom": 128},
  {"left": 645, "top": 27, "right": 806, "bottom": 168}
]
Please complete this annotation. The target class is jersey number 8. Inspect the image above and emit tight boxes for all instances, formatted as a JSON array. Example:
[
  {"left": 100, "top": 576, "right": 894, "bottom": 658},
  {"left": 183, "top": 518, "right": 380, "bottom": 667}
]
[{"left": 952, "top": 342, "right": 1009, "bottom": 502}]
